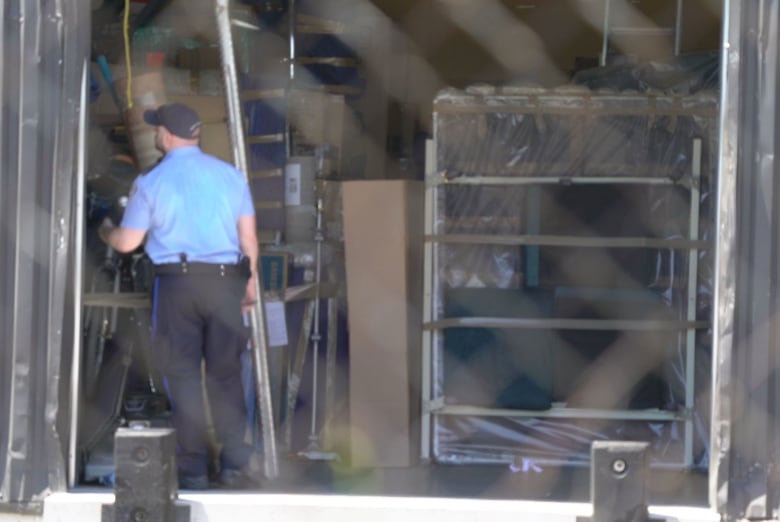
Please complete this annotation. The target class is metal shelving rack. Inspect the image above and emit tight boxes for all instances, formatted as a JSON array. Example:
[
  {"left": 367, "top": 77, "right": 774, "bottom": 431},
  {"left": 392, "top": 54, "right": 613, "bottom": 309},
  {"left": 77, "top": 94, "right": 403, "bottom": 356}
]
[
  {"left": 420, "top": 89, "right": 716, "bottom": 469},
  {"left": 601, "top": 0, "right": 684, "bottom": 66}
]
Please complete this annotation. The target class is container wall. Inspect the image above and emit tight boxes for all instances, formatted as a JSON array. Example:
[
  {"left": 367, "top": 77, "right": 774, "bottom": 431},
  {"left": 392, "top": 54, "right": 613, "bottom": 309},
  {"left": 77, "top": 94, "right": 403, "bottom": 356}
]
[
  {"left": 0, "top": 0, "right": 89, "bottom": 508},
  {"left": 713, "top": 0, "right": 780, "bottom": 518}
]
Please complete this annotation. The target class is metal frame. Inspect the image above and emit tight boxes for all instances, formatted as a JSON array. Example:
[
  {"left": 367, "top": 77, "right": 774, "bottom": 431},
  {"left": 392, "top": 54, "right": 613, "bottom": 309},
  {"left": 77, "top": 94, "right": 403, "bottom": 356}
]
[
  {"left": 420, "top": 127, "right": 709, "bottom": 469},
  {"left": 601, "top": 0, "right": 685, "bottom": 66},
  {"left": 68, "top": 60, "right": 90, "bottom": 490}
]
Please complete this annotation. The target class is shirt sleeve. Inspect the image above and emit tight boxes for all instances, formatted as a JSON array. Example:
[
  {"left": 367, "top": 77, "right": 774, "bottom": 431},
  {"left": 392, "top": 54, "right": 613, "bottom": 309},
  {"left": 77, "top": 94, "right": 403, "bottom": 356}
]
[
  {"left": 120, "top": 180, "right": 152, "bottom": 231},
  {"left": 239, "top": 180, "right": 255, "bottom": 217}
]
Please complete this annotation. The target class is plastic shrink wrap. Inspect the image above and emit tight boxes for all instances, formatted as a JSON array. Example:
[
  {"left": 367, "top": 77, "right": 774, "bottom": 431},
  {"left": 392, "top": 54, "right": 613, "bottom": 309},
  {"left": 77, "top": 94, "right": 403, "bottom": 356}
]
[{"left": 426, "top": 65, "right": 718, "bottom": 470}]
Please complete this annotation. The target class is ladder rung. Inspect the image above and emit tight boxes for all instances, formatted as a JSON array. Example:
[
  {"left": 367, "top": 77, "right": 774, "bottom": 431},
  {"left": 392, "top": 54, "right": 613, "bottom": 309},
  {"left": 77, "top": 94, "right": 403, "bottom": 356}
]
[
  {"left": 231, "top": 18, "right": 261, "bottom": 31},
  {"left": 246, "top": 133, "right": 285, "bottom": 145},
  {"left": 249, "top": 168, "right": 284, "bottom": 179},
  {"left": 610, "top": 26, "right": 675, "bottom": 36}
]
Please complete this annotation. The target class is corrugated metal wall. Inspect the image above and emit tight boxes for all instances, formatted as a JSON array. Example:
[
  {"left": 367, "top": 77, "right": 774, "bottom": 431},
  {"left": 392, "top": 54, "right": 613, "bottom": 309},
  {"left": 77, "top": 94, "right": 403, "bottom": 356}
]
[
  {"left": 0, "top": 0, "right": 89, "bottom": 508},
  {"left": 0, "top": 0, "right": 777, "bottom": 518},
  {"left": 712, "top": 0, "right": 780, "bottom": 518}
]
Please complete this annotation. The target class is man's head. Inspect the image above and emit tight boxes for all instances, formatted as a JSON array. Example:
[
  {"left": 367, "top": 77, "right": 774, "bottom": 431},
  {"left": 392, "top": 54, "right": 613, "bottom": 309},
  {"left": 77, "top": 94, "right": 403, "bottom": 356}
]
[{"left": 143, "top": 103, "right": 201, "bottom": 151}]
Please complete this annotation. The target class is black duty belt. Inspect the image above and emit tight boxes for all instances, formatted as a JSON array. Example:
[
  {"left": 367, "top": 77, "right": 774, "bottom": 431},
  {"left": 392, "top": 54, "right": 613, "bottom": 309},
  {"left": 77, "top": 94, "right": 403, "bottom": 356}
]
[{"left": 153, "top": 262, "right": 242, "bottom": 277}]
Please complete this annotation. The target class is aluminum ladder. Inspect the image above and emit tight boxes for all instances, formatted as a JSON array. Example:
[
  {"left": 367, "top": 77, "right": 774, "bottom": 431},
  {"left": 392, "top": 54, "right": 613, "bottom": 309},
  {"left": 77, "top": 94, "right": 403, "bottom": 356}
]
[{"left": 214, "top": 0, "right": 279, "bottom": 480}]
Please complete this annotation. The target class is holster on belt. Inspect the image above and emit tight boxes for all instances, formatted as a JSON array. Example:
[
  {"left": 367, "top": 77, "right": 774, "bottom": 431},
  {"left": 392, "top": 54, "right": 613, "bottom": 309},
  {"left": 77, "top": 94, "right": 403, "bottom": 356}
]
[{"left": 238, "top": 256, "right": 252, "bottom": 281}]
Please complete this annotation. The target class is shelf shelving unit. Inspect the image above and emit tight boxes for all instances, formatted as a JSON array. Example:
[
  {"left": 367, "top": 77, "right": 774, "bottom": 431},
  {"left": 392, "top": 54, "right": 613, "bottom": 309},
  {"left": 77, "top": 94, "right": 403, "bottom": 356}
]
[{"left": 420, "top": 87, "right": 717, "bottom": 468}]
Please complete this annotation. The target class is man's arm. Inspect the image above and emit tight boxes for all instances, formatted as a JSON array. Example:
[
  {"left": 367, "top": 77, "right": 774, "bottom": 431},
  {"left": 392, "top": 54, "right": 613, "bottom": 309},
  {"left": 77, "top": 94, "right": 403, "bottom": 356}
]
[
  {"left": 238, "top": 214, "right": 259, "bottom": 311},
  {"left": 98, "top": 219, "right": 146, "bottom": 253}
]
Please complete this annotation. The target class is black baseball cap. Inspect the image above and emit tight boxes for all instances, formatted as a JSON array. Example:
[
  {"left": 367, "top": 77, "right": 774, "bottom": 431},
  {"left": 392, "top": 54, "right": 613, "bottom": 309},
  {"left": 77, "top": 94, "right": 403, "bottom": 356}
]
[{"left": 143, "top": 102, "right": 202, "bottom": 139}]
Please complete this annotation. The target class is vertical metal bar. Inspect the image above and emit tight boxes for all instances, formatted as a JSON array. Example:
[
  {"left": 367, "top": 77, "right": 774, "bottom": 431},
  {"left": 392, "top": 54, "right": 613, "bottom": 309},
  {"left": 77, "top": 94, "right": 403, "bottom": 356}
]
[
  {"left": 600, "top": 0, "right": 612, "bottom": 66},
  {"left": 215, "top": 0, "right": 248, "bottom": 175},
  {"left": 215, "top": 0, "right": 278, "bottom": 479},
  {"left": 305, "top": 196, "right": 324, "bottom": 447},
  {"left": 284, "top": 289, "right": 314, "bottom": 449},
  {"left": 674, "top": 0, "right": 684, "bottom": 56},
  {"left": 710, "top": 0, "right": 738, "bottom": 509},
  {"left": 67, "top": 59, "right": 89, "bottom": 490},
  {"left": 526, "top": 186, "right": 540, "bottom": 287},
  {"left": 286, "top": 0, "right": 296, "bottom": 160},
  {"left": 323, "top": 297, "right": 338, "bottom": 448},
  {"left": 421, "top": 139, "right": 435, "bottom": 461},
  {"left": 288, "top": 0, "right": 296, "bottom": 82},
  {"left": 684, "top": 138, "right": 702, "bottom": 468}
]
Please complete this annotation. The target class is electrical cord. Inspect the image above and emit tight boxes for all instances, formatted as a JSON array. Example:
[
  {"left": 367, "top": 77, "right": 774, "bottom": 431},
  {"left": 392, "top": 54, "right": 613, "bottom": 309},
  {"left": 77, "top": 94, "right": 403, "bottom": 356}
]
[{"left": 123, "top": 0, "right": 133, "bottom": 109}]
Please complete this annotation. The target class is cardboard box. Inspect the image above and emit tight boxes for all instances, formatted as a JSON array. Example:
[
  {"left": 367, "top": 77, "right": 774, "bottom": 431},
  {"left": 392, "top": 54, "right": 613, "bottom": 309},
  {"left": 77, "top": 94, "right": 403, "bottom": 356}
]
[
  {"left": 342, "top": 180, "right": 423, "bottom": 467},
  {"left": 199, "top": 122, "right": 232, "bottom": 163},
  {"left": 168, "top": 95, "right": 226, "bottom": 124},
  {"left": 288, "top": 88, "right": 346, "bottom": 148}
]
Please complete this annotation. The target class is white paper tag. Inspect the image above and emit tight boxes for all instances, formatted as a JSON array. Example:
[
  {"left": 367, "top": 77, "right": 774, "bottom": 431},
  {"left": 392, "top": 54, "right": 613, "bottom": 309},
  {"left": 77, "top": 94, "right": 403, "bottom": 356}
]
[
  {"left": 265, "top": 300, "right": 288, "bottom": 348},
  {"left": 285, "top": 164, "right": 301, "bottom": 206}
]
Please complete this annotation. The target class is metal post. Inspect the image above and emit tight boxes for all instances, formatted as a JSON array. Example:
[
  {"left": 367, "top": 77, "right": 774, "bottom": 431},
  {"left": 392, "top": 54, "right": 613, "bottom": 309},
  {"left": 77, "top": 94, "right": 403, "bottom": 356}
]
[
  {"left": 421, "top": 139, "right": 436, "bottom": 461},
  {"left": 600, "top": 0, "right": 612, "bottom": 66},
  {"left": 283, "top": 288, "right": 314, "bottom": 449},
  {"left": 286, "top": 0, "right": 296, "bottom": 160},
  {"left": 683, "top": 138, "right": 702, "bottom": 468},
  {"left": 674, "top": 0, "right": 684, "bottom": 56},
  {"left": 323, "top": 297, "right": 338, "bottom": 448},
  {"left": 215, "top": 0, "right": 278, "bottom": 479},
  {"left": 296, "top": 146, "right": 338, "bottom": 461},
  {"left": 68, "top": 59, "right": 89, "bottom": 489},
  {"left": 289, "top": 0, "right": 296, "bottom": 82},
  {"left": 304, "top": 195, "right": 324, "bottom": 450}
]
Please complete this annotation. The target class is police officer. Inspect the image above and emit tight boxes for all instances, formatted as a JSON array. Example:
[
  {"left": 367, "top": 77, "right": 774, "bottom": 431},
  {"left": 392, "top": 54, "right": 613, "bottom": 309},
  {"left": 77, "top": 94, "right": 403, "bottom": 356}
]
[{"left": 99, "top": 102, "right": 258, "bottom": 490}]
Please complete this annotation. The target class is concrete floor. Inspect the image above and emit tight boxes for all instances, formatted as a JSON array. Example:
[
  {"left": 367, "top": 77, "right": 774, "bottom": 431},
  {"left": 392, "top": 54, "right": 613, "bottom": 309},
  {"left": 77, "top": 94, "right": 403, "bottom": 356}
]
[
  {"left": 255, "top": 459, "right": 710, "bottom": 505},
  {"left": 0, "top": 456, "right": 715, "bottom": 522}
]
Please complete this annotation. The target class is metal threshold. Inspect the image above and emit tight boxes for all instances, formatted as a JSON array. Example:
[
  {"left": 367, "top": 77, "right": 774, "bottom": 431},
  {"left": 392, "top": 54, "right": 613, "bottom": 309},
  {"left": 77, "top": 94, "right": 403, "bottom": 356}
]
[{"left": 40, "top": 490, "right": 719, "bottom": 522}]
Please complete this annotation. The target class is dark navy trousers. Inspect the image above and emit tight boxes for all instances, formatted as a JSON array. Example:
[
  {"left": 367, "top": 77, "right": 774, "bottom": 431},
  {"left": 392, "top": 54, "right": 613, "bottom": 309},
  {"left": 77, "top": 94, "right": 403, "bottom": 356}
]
[{"left": 150, "top": 271, "right": 252, "bottom": 479}]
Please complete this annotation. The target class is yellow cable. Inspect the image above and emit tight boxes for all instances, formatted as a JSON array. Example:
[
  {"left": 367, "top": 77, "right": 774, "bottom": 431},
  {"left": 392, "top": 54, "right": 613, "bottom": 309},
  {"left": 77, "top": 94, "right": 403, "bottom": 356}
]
[{"left": 123, "top": 0, "right": 133, "bottom": 109}]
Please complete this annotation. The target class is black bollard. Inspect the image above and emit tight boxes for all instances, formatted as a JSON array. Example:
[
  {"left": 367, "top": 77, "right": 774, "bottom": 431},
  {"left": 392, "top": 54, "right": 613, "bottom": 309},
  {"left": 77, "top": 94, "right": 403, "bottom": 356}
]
[
  {"left": 102, "top": 427, "right": 188, "bottom": 522},
  {"left": 578, "top": 440, "right": 663, "bottom": 522}
]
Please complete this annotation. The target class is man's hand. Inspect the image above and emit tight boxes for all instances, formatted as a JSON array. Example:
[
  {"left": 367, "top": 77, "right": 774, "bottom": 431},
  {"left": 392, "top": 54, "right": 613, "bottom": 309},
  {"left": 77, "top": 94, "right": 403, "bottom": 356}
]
[
  {"left": 98, "top": 218, "right": 146, "bottom": 253},
  {"left": 242, "top": 275, "right": 257, "bottom": 314},
  {"left": 98, "top": 217, "right": 115, "bottom": 244}
]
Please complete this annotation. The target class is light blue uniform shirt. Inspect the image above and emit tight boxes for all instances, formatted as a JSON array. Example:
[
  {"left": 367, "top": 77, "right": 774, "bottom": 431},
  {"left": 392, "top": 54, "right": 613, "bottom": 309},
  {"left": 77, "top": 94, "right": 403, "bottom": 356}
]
[{"left": 121, "top": 146, "right": 254, "bottom": 265}]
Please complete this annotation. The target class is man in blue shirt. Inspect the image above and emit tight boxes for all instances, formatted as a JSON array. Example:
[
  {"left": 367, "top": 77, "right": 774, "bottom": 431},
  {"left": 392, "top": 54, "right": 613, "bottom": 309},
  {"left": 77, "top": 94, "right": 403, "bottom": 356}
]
[{"left": 99, "top": 102, "right": 258, "bottom": 490}]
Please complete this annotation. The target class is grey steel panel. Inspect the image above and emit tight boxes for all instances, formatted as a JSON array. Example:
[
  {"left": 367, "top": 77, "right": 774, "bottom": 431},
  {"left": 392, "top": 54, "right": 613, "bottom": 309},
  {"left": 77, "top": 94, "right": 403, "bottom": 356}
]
[
  {"left": 0, "top": 0, "right": 90, "bottom": 507},
  {"left": 712, "top": 0, "right": 780, "bottom": 519}
]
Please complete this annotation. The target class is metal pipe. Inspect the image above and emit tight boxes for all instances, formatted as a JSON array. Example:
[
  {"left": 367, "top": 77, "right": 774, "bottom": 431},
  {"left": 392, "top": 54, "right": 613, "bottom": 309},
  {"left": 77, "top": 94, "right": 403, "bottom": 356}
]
[
  {"left": 674, "top": 0, "right": 684, "bottom": 56},
  {"left": 306, "top": 195, "right": 323, "bottom": 445},
  {"left": 284, "top": 0, "right": 297, "bottom": 163},
  {"left": 600, "top": 0, "right": 612, "bottom": 66},
  {"left": 433, "top": 176, "right": 680, "bottom": 186},
  {"left": 323, "top": 298, "right": 338, "bottom": 447},
  {"left": 683, "top": 137, "right": 702, "bottom": 468},
  {"left": 421, "top": 139, "right": 435, "bottom": 461},
  {"left": 288, "top": 0, "right": 296, "bottom": 82},
  {"left": 68, "top": 60, "right": 89, "bottom": 489},
  {"left": 297, "top": 146, "right": 338, "bottom": 460},
  {"left": 435, "top": 404, "right": 683, "bottom": 421},
  {"left": 710, "top": 0, "right": 738, "bottom": 508}
]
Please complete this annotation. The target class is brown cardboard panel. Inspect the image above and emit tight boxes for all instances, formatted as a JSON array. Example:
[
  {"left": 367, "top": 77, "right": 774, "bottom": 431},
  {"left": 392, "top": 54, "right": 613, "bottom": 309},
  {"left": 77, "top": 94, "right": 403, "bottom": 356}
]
[
  {"left": 343, "top": 180, "right": 423, "bottom": 468},
  {"left": 168, "top": 95, "right": 226, "bottom": 123},
  {"left": 199, "top": 122, "right": 232, "bottom": 163},
  {"left": 350, "top": 398, "right": 417, "bottom": 468}
]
